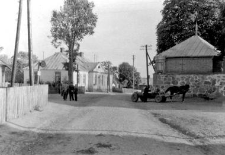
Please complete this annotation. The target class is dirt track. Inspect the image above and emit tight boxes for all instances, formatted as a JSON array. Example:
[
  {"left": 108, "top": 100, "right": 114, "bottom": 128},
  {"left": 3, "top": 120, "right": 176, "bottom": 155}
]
[{"left": 1, "top": 93, "right": 225, "bottom": 155}]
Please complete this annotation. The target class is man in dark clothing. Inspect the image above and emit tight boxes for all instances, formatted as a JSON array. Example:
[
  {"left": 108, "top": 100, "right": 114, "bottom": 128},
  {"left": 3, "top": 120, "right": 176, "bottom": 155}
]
[
  {"left": 74, "top": 84, "right": 78, "bottom": 101},
  {"left": 68, "top": 84, "right": 75, "bottom": 101},
  {"left": 143, "top": 85, "right": 149, "bottom": 102}
]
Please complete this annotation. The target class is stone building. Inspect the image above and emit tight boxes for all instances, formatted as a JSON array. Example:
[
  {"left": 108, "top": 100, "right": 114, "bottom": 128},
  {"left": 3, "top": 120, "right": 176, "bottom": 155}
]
[
  {"left": 153, "top": 35, "right": 225, "bottom": 96},
  {"left": 154, "top": 35, "right": 221, "bottom": 74}
]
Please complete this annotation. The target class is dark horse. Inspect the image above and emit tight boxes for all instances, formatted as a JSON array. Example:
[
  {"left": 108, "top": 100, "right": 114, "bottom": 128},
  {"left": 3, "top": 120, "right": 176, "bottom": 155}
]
[{"left": 165, "top": 84, "right": 190, "bottom": 102}]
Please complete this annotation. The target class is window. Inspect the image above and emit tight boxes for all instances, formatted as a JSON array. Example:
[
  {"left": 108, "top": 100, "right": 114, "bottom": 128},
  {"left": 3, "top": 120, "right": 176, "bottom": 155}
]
[
  {"left": 55, "top": 72, "right": 61, "bottom": 82},
  {"left": 98, "top": 75, "right": 101, "bottom": 85},
  {"left": 34, "top": 71, "right": 38, "bottom": 84},
  {"left": 102, "top": 75, "right": 104, "bottom": 85},
  {"left": 79, "top": 74, "right": 82, "bottom": 84},
  {"left": 94, "top": 74, "right": 97, "bottom": 85},
  {"left": 83, "top": 74, "right": 86, "bottom": 85}
]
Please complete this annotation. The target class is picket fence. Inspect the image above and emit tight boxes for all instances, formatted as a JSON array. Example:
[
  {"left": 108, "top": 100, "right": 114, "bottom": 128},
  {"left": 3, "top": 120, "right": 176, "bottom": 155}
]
[{"left": 0, "top": 85, "right": 48, "bottom": 123}]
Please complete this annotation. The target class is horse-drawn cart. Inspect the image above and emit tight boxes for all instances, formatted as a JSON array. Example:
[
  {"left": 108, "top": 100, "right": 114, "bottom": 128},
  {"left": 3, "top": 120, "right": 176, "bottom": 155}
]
[
  {"left": 131, "top": 88, "right": 167, "bottom": 103},
  {"left": 131, "top": 85, "right": 188, "bottom": 103}
]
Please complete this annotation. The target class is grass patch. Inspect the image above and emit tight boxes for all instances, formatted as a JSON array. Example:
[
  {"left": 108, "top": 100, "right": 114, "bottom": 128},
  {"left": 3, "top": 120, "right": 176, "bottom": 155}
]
[
  {"left": 95, "top": 143, "right": 112, "bottom": 149},
  {"left": 75, "top": 147, "right": 98, "bottom": 154},
  {"left": 158, "top": 117, "right": 201, "bottom": 139}
]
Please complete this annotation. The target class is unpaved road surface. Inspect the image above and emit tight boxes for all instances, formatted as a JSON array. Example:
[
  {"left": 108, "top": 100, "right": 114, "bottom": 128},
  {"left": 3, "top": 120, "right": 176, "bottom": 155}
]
[{"left": 1, "top": 93, "right": 225, "bottom": 155}]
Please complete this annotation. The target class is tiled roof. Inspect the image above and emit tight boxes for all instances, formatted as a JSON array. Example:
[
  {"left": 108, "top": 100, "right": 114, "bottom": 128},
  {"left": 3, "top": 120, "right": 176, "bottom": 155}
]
[
  {"left": 159, "top": 35, "right": 220, "bottom": 58},
  {"left": 24, "top": 52, "right": 98, "bottom": 72}
]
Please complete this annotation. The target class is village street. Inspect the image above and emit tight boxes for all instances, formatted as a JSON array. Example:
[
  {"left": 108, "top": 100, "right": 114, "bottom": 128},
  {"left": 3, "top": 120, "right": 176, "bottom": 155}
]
[{"left": 1, "top": 93, "right": 225, "bottom": 155}]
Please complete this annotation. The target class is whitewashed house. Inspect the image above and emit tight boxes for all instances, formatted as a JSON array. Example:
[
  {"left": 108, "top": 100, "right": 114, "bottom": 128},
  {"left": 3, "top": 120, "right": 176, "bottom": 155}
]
[
  {"left": 23, "top": 51, "right": 113, "bottom": 92},
  {"left": 0, "top": 59, "right": 10, "bottom": 87}
]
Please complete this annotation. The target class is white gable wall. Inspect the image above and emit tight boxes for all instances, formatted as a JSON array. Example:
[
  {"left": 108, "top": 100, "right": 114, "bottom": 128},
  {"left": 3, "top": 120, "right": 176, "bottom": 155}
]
[
  {"left": 73, "top": 71, "right": 88, "bottom": 91},
  {"left": 24, "top": 69, "right": 88, "bottom": 90},
  {"left": 24, "top": 69, "right": 68, "bottom": 84}
]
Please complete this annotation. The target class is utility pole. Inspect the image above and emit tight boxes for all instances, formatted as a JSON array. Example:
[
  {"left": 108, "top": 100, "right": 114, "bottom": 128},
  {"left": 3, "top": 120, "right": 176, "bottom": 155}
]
[
  {"left": 132, "top": 55, "right": 135, "bottom": 91},
  {"left": 11, "top": 0, "right": 23, "bottom": 87},
  {"left": 27, "top": 0, "right": 34, "bottom": 86},
  {"left": 140, "top": 45, "right": 152, "bottom": 87},
  {"left": 107, "top": 64, "right": 110, "bottom": 93}
]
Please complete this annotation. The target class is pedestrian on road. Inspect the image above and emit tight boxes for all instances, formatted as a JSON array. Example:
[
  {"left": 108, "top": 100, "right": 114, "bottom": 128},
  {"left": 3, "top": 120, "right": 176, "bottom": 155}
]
[
  {"left": 62, "top": 83, "right": 69, "bottom": 100},
  {"left": 68, "top": 83, "right": 75, "bottom": 101},
  {"left": 74, "top": 84, "right": 78, "bottom": 101},
  {"left": 143, "top": 85, "right": 149, "bottom": 102}
]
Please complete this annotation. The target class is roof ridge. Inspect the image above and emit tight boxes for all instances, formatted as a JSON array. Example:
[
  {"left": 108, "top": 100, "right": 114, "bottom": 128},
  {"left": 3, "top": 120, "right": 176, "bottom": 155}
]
[{"left": 159, "top": 35, "right": 220, "bottom": 57}]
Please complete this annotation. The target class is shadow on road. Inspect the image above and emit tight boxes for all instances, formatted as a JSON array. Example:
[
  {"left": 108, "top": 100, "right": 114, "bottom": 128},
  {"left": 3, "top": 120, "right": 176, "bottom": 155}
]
[
  {"left": 48, "top": 93, "right": 225, "bottom": 112},
  {"left": 1, "top": 124, "right": 225, "bottom": 155}
]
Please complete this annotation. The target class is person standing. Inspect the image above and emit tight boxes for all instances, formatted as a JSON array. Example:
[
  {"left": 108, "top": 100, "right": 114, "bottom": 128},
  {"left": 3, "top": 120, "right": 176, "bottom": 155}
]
[
  {"left": 63, "top": 84, "right": 69, "bottom": 100},
  {"left": 68, "top": 83, "right": 75, "bottom": 101},
  {"left": 74, "top": 84, "right": 78, "bottom": 101}
]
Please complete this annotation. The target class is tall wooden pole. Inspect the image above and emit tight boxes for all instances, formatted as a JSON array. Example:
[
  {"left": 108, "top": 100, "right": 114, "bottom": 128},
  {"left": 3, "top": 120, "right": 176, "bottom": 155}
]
[
  {"left": 133, "top": 55, "right": 135, "bottom": 91},
  {"left": 11, "top": 0, "right": 23, "bottom": 87},
  {"left": 27, "top": 0, "right": 34, "bottom": 85},
  {"left": 145, "top": 45, "right": 149, "bottom": 87},
  {"left": 107, "top": 64, "right": 110, "bottom": 93}
]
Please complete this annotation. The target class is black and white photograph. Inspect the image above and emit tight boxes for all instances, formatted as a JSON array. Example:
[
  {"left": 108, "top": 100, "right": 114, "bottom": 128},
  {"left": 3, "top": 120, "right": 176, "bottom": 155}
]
[{"left": 0, "top": 0, "right": 225, "bottom": 154}]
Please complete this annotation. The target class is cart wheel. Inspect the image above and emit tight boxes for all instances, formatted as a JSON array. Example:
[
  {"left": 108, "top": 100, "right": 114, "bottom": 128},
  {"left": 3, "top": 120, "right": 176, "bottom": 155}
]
[
  {"left": 155, "top": 95, "right": 162, "bottom": 103},
  {"left": 131, "top": 92, "right": 139, "bottom": 102}
]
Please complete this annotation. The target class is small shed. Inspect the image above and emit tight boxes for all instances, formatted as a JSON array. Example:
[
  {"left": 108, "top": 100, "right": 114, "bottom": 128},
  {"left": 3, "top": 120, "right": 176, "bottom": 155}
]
[{"left": 155, "top": 35, "right": 220, "bottom": 74}]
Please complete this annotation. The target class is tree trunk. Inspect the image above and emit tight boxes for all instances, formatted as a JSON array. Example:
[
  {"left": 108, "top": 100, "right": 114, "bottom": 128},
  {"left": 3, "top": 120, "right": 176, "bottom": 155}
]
[{"left": 68, "top": 46, "right": 73, "bottom": 84}]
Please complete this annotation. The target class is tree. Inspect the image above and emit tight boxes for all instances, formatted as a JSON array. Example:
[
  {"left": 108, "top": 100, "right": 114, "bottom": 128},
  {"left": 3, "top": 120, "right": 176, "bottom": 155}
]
[
  {"left": 156, "top": 0, "right": 223, "bottom": 54},
  {"left": 100, "top": 61, "right": 117, "bottom": 73},
  {"left": 3, "top": 52, "right": 39, "bottom": 83},
  {"left": 50, "top": 0, "right": 97, "bottom": 83},
  {"left": 215, "top": 2, "right": 225, "bottom": 56},
  {"left": 0, "top": 54, "right": 10, "bottom": 64},
  {"left": 15, "top": 51, "right": 38, "bottom": 64},
  {"left": 118, "top": 62, "right": 141, "bottom": 88}
]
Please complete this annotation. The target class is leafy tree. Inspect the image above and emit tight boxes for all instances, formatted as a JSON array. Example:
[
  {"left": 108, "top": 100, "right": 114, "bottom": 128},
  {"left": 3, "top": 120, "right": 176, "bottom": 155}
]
[
  {"left": 156, "top": 0, "right": 223, "bottom": 54},
  {"left": 4, "top": 52, "right": 39, "bottom": 83},
  {"left": 100, "top": 61, "right": 117, "bottom": 73},
  {"left": 118, "top": 62, "right": 141, "bottom": 88},
  {"left": 215, "top": 2, "right": 225, "bottom": 56},
  {"left": 0, "top": 54, "right": 10, "bottom": 64},
  {"left": 50, "top": 0, "right": 97, "bottom": 83}
]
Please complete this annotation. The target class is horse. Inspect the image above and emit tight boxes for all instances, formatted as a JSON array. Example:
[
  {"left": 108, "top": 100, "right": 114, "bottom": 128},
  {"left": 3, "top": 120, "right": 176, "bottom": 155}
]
[{"left": 164, "top": 84, "right": 190, "bottom": 102}]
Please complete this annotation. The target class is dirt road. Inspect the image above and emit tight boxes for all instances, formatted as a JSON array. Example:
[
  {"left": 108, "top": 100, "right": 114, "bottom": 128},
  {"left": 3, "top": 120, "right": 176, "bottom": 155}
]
[{"left": 1, "top": 93, "right": 225, "bottom": 154}]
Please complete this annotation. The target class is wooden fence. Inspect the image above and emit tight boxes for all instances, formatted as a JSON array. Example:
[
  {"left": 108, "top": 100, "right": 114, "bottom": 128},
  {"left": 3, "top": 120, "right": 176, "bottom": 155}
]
[
  {"left": 0, "top": 89, "right": 6, "bottom": 123},
  {"left": 0, "top": 85, "right": 48, "bottom": 123}
]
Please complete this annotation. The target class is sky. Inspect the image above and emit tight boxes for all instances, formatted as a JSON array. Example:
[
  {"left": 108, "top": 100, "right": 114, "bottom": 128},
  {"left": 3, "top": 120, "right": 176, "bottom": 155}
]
[{"left": 0, "top": 0, "right": 164, "bottom": 78}]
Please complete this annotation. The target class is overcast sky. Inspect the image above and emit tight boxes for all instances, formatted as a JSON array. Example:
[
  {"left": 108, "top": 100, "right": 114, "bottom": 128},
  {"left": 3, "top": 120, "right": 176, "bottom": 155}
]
[{"left": 0, "top": 0, "right": 164, "bottom": 77}]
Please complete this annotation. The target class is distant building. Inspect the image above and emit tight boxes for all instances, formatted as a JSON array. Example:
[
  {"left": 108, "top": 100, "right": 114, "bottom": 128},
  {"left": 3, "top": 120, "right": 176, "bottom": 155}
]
[
  {"left": 23, "top": 50, "right": 113, "bottom": 92},
  {"left": 0, "top": 59, "right": 10, "bottom": 87}
]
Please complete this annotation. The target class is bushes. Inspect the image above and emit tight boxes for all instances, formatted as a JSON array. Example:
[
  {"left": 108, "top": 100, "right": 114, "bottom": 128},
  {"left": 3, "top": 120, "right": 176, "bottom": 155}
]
[{"left": 112, "top": 87, "right": 122, "bottom": 93}]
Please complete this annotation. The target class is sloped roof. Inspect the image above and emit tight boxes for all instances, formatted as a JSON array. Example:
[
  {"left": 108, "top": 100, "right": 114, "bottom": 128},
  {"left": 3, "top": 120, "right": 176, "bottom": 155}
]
[
  {"left": 24, "top": 52, "right": 100, "bottom": 72},
  {"left": 0, "top": 59, "right": 11, "bottom": 69},
  {"left": 159, "top": 35, "right": 220, "bottom": 58}
]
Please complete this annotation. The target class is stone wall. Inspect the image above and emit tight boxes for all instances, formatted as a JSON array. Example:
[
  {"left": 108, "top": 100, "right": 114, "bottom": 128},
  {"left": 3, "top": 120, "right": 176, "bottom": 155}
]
[{"left": 153, "top": 73, "right": 225, "bottom": 96}]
